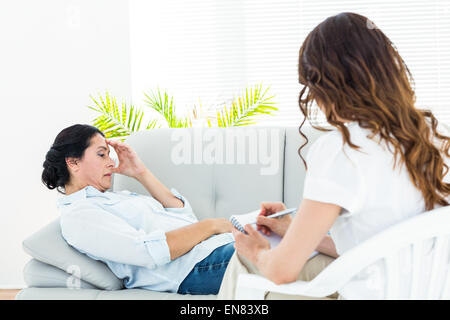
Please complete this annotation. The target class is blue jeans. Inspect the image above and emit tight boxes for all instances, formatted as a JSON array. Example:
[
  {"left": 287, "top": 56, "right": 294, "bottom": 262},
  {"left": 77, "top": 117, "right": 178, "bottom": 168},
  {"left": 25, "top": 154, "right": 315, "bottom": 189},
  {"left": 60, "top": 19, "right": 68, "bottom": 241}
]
[{"left": 177, "top": 242, "right": 235, "bottom": 295}]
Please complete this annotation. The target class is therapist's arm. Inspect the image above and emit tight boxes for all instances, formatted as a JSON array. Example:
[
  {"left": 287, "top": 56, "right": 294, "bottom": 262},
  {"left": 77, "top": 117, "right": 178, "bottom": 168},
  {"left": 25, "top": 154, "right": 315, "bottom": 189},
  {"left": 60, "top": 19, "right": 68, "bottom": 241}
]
[
  {"left": 256, "top": 202, "right": 338, "bottom": 258},
  {"left": 255, "top": 199, "right": 340, "bottom": 285}
]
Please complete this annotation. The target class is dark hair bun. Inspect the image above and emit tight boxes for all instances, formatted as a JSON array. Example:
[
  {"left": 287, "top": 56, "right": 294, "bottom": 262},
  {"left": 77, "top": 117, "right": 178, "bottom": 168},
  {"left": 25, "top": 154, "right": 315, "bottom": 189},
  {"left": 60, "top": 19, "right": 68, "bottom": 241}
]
[{"left": 42, "top": 148, "right": 68, "bottom": 192}]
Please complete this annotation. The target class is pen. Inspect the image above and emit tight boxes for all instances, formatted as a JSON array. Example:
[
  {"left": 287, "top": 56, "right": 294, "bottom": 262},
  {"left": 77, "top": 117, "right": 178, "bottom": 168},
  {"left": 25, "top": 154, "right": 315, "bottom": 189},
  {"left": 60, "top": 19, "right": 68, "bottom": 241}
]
[{"left": 265, "top": 207, "right": 297, "bottom": 219}]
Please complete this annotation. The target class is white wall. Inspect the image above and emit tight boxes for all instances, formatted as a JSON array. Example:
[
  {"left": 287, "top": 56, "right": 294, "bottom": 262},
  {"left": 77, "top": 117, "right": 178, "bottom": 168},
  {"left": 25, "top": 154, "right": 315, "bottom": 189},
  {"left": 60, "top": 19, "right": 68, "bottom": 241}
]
[
  {"left": 128, "top": 0, "right": 286, "bottom": 125},
  {"left": 0, "top": 0, "right": 131, "bottom": 288}
]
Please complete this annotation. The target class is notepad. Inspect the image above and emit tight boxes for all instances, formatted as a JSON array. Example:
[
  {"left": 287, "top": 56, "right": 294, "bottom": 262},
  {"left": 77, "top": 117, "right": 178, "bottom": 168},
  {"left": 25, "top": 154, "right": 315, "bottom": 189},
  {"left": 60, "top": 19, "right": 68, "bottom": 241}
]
[
  {"left": 229, "top": 208, "right": 319, "bottom": 259},
  {"left": 230, "top": 208, "right": 296, "bottom": 233}
]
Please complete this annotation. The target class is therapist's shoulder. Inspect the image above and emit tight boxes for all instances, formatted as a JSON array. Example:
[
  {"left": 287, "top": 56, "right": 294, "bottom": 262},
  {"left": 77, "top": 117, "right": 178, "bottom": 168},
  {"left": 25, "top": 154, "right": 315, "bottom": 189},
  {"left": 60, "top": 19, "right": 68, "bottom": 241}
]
[
  {"left": 307, "top": 127, "right": 345, "bottom": 157},
  {"left": 316, "top": 128, "right": 343, "bottom": 145},
  {"left": 314, "top": 122, "right": 371, "bottom": 148}
]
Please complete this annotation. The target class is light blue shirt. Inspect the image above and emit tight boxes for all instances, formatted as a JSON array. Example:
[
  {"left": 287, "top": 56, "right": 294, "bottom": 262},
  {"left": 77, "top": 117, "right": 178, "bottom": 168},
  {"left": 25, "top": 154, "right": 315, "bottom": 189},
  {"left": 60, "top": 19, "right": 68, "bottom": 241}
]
[{"left": 57, "top": 185, "right": 234, "bottom": 293}]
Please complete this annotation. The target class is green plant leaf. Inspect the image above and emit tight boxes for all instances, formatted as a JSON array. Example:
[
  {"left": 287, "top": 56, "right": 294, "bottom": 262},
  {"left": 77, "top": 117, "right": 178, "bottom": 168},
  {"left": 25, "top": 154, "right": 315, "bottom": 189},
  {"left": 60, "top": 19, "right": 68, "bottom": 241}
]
[
  {"left": 143, "top": 88, "right": 192, "bottom": 128},
  {"left": 88, "top": 91, "right": 159, "bottom": 139},
  {"left": 215, "top": 83, "right": 277, "bottom": 127}
]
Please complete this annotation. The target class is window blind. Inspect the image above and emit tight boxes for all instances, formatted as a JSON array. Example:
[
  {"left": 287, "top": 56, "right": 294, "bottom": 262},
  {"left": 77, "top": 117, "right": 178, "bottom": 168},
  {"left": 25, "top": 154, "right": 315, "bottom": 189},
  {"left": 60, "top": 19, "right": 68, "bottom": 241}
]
[{"left": 129, "top": 0, "right": 450, "bottom": 127}]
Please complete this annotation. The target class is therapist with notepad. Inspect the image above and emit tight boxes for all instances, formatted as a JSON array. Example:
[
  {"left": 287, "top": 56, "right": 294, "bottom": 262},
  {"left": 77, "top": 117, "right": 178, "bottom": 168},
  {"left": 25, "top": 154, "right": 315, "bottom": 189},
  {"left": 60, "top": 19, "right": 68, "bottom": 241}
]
[
  {"left": 229, "top": 208, "right": 320, "bottom": 258},
  {"left": 218, "top": 12, "right": 450, "bottom": 300}
]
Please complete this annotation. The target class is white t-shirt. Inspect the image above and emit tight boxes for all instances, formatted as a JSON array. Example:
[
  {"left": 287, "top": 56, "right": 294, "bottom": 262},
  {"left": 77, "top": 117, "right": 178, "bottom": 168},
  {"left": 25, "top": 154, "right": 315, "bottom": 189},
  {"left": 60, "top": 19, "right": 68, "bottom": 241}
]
[{"left": 303, "top": 121, "right": 450, "bottom": 299}]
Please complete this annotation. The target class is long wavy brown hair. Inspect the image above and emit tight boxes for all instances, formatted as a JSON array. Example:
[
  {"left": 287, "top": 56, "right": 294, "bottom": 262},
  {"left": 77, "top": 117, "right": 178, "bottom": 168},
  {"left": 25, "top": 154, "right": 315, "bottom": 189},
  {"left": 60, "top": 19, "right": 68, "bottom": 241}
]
[{"left": 297, "top": 12, "right": 450, "bottom": 210}]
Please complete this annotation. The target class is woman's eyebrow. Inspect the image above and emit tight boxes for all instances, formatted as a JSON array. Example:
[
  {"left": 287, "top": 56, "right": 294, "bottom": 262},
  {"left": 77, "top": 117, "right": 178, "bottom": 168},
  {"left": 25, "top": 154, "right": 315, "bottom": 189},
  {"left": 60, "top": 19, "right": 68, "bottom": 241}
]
[{"left": 97, "top": 146, "right": 110, "bottom": 152}]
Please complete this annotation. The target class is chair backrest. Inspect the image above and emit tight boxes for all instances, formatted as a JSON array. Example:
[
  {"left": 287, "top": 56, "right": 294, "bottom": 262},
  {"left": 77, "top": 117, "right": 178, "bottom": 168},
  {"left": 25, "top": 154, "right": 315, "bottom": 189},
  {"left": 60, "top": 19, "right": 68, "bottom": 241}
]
[{"left": 307, "top": 205, "right": 450, "bottom": 299}]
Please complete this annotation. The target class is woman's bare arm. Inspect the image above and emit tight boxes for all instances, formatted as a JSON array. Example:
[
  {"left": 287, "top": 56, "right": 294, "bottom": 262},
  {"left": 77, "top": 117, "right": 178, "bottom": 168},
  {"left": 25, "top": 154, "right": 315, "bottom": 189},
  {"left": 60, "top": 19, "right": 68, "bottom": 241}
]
[
  {"left": 136, "top": 168, "right": 184, "bottom": 208},
  {"left": 105, "top": 139, "right": 184, "bottom": 209},
  {"left": 166, "top": 218, "right": 232, "bottom": 260}
]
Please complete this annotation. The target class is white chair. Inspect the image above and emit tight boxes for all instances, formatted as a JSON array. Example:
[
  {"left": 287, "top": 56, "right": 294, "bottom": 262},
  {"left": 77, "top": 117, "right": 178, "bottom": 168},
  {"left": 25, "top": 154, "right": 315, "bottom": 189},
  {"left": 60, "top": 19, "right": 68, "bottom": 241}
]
[{"left": 236, "top": 205, "right": 450, "bottom": 300}]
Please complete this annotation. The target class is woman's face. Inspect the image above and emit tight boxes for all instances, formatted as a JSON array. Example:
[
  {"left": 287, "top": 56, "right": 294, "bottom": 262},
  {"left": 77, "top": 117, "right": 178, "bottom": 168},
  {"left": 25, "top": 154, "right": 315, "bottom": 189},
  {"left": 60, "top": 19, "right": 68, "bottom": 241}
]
[{"left": 67, "top": 133, "right": 116, "bottom": 192}]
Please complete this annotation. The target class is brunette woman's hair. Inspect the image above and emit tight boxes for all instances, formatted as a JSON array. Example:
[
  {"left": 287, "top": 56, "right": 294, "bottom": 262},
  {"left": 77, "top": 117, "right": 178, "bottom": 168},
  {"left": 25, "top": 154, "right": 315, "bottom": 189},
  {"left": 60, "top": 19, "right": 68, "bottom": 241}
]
[
  {"left": 42, "top": 124, "right": 105, "bottom": 194},
  {"left": 297, "top": 12, "right": 450, "bottom": 210}
]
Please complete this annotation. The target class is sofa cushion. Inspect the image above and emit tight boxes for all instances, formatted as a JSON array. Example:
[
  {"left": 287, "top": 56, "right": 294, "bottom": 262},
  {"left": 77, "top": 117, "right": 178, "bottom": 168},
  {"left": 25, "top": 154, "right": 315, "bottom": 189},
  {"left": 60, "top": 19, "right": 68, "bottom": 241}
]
[
  {"left": 15, "top": 287, "right": 216, "bottom": 300},
  {"left": 114, "top": 127, "right": 286, "bottom": 220},
  {"left": 22, "top": 218, "right": 123, "bottom": 290},
  {"left": 23, "top": 258, "right": 98, "bottom": 289}
]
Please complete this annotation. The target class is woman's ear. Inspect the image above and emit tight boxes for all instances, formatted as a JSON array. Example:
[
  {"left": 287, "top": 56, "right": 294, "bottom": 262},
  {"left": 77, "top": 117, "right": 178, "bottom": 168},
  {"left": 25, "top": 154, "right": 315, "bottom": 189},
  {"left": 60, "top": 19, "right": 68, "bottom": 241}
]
[{"left": 65, "top": 157, "right": 80, "bottom": 173}]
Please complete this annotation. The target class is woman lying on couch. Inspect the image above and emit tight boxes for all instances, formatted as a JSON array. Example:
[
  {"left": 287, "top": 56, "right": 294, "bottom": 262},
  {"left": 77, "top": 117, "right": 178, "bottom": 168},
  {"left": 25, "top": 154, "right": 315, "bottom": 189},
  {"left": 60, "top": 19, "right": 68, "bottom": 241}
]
[{"left": 41, "top": 124, "right": 235, "bottom": 294}]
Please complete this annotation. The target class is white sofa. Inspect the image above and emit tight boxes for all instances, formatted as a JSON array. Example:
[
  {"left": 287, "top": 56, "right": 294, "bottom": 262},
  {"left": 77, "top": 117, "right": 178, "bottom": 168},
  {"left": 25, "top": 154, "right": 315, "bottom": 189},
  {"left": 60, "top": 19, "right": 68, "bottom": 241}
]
[{"left": 17, "top": 126, "right": 323, "bottom": 300}]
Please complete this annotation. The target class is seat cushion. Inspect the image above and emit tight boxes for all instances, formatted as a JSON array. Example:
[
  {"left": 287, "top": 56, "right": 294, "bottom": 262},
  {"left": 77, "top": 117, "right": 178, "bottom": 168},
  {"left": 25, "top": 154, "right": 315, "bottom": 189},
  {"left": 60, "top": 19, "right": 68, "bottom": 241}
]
[
  {"left": 22, "top": 218, "right": 123, "bottom": 290},
  {"left": 16, "top": 287, "right": 216, "bottom": 300}
]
